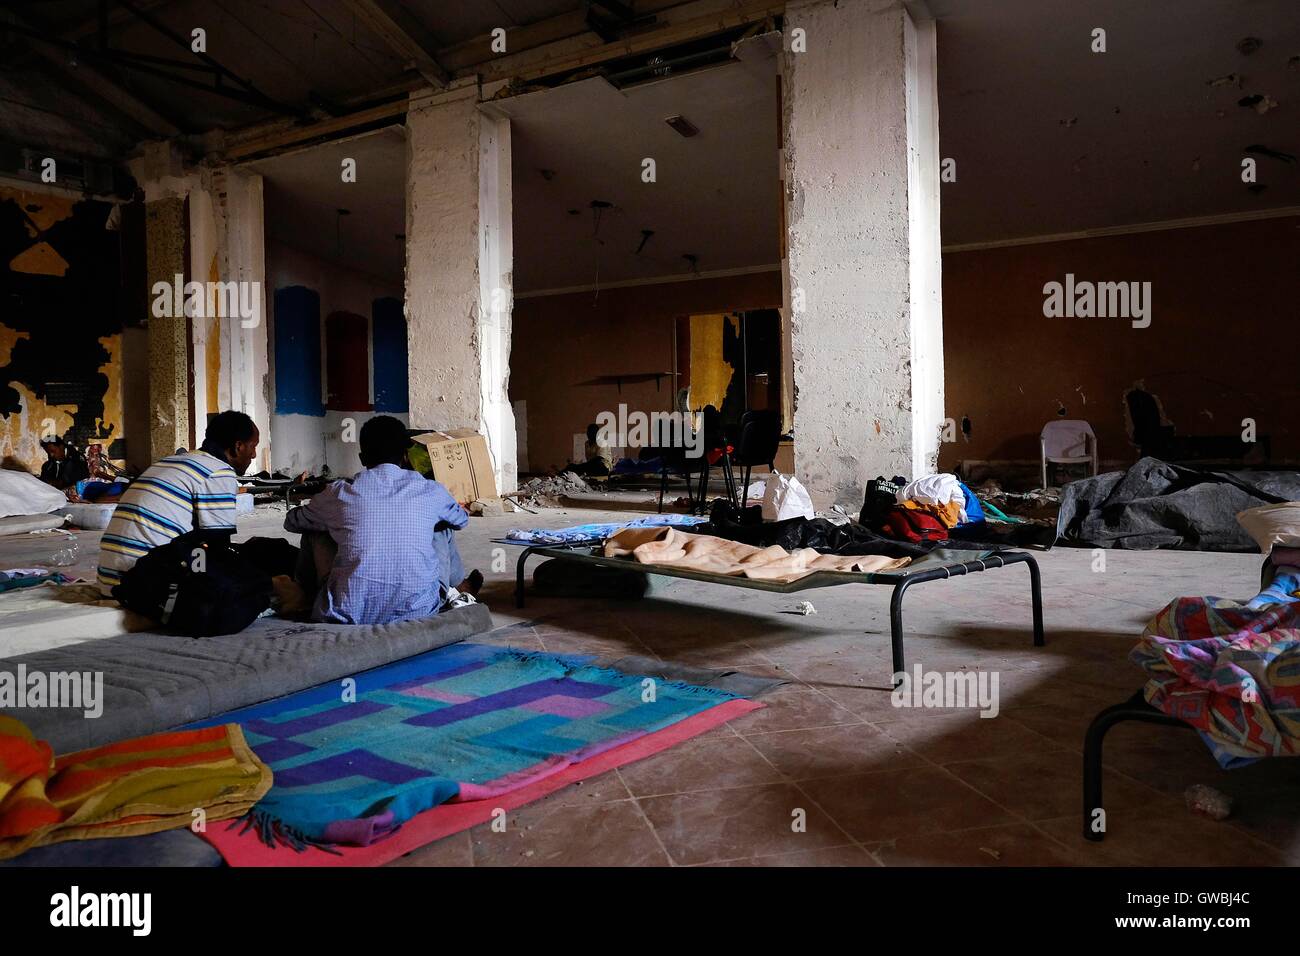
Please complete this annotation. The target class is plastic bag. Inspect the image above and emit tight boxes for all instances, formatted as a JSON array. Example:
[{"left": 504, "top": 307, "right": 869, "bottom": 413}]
[
  {"left": 762, "top": 471, "right": 814, "bottom": 522},
  {"left": 0, "top": 469, "right": 66, "bottom": 518}
]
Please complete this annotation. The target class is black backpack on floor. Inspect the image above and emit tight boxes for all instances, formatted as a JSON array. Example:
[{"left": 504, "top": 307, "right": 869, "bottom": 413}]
[{"left": 112, "top": 531, "right": 272, "bottom": 636}]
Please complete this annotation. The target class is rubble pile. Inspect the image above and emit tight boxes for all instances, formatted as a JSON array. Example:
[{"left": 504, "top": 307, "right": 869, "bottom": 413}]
[{"left": 510, "top": 471, "right": 592, "bottom": 508}]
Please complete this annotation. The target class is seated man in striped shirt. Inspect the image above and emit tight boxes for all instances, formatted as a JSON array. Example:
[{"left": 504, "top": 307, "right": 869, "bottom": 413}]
[
  {"left": 97, "top": 411, "right": 259, "bottom": 594},
  {"left": 284, "top": 415, "right": 478, "bottom": 625}
]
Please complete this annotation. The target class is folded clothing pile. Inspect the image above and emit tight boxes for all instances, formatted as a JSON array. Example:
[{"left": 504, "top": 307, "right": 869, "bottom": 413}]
[
  {"left": 896, "top": 474, "right": 984, "bottom": 526},
  {"left": 860, "top": 473, "right": 985, "bottom": 544}
]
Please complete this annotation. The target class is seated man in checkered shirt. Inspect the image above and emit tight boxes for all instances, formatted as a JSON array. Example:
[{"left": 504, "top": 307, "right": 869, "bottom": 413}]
[{"left": 284, "top": 415, "right": 481, "bottom": 624}]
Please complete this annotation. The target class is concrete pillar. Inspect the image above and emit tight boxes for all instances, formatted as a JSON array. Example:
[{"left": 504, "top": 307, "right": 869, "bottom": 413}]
[
  {"left": 144, "top": 195, "right": 190, "bottom": 461},
  {"left": 217, "top": 167, "right": 272, "bottom": 470},
  {"left": 405, "top": 83, "right": 518, "bottom": 495},
  {"left": 905, "top": 11, "right": 945, "bottom": 484},
  {"left": 132, "top": 142, "right": 272, "bottom": 468},
  {"left": 782, "top": 0, "right": 944, "bottom": 507},
  {"left": 187, "top": 175, "right": 218, "bottom": 435}
]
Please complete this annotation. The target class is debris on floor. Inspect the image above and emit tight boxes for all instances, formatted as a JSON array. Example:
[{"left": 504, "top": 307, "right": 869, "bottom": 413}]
[
  {"left": 821, "top": 504, "right": 854, "bottom": 525},
  {"left": 973, "top": 479, "right": 1062, "bottom": 524},
  {"left": 511, "top": 471, "right": 593, "bottom": 508},
  {"left": 1184, "top": 783, "right": 1233, "bottom": 821},
  {"left": 786, "top": 600, "right": 817, "bottom": 616}
]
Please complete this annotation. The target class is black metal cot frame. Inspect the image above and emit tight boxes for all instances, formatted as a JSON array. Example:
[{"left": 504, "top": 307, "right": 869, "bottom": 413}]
[
  {"left": 499, "top": 539, "right": 1045, "bottom": 683},
  {"left": 1081, "top": 691, "right": 1193, "bottom": 842},
  {"left": 1081, "top": 561, "right": 1275, "bottom": 842}
]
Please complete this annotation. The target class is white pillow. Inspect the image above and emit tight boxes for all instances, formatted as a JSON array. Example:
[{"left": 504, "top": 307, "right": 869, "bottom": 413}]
[{"left": 1236, "top": 502, "right": 1300, "bottom": 552}]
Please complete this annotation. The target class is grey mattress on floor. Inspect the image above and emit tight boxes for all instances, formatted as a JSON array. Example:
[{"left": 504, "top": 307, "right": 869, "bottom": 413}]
[{"left": 0, "top": 603, "right": 493, "bottom": 753}]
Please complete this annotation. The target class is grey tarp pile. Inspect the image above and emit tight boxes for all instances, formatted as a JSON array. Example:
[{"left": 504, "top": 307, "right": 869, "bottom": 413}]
[{"left": 1056, "top": 457, "right": 1300, "bottom": 551}]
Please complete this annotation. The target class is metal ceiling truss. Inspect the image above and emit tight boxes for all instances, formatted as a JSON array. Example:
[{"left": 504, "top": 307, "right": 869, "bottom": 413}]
[{"left": 2, "top": 0, "right": 306, "bottom": 119}]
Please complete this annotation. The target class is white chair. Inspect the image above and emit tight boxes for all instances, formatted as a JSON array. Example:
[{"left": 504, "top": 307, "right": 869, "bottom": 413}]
[{"left": 1041, "top": 420, "right": 1098, "bottom": 488}]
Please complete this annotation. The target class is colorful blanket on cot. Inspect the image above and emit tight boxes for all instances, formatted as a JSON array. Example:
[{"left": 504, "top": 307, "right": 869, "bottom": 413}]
[
  {"left": 191, "top": 643, "right": 739, "bottom": 850},
  {"left": 1132, "top": 579, "right": 1300, "bottom": 769},
  {"left": 0, "top": 716, "right": 271, "bottom": 860}
]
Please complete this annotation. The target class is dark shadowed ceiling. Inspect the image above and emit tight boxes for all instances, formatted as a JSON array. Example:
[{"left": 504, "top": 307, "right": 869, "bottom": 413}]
[
  {"left": 2, "top": 0, "right": 1295, "bottom": 259},
  {"left": 0, "top": 0, "right": 594, "bottom": 135},
  {"left": 250, "top": 125, "right": 406, "bottom": 282},
  {"left": 930, "top": 0, "right": 1300, "bottom": 243},
  {"left": 505, "top": 56, "right": 781, "bottom": 292}
]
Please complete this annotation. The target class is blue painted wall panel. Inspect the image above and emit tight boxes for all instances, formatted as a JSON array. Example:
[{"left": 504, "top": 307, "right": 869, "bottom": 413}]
[
  {"left": 372, "top": 296, "right": 408, "bottom": 413},
  {"left": 273, "top": 285, "right": 325, "bottom": 416}
]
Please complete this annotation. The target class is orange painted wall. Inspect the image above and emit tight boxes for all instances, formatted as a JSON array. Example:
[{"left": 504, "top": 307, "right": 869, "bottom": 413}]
[
  {"left": 511, "top": 271, "right": 782, "bottom": 472},
  {"left": 939, "top": 216, "right": 1300, "bottom": 469}
]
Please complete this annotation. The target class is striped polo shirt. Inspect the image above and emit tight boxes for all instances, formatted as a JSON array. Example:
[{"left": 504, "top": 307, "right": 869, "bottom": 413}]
[{"left": 97, "top": 450, "right": 238, "bottom": 594}]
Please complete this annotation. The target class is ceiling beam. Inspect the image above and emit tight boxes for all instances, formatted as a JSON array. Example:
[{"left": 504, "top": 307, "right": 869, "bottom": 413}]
[
  {"left": 474, "top": 0, "right": 785, "bottom": 84},
  {"left": 343, "top": 0, "right": 450, "bottom": 88},
  {"left": 2, "top": 0, "right": 176, "bottom": 68},
  {"left": 218, "top": 0, "right": 785, "bottom": 162},
  {"left": 433, "top": 9, "right": 594, "bottom": 74},
  {"left": 114, "top": 0, "right": 302, "bottom": 117},
  {"left": 223, "top": 99, "right": 408, "bottom": 161},
  {"left": 0, "top": 7, "right": 181, "bottom": 138},
  {"left": 63, "top": 0, "right": 176, "bottom": 43},
  {"left": 590, "top": 0, "right": 639, "bottom": 22}
]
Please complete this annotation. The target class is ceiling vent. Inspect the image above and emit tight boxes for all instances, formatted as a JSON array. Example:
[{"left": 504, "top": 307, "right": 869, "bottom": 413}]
[{"left": 664, "top": 115, "right": 699, "bottom": 138}]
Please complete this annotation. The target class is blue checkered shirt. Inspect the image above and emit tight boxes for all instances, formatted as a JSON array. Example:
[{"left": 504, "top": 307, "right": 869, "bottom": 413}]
[{"left": 284, "top": 464, "right": 468, "bottom": 624}]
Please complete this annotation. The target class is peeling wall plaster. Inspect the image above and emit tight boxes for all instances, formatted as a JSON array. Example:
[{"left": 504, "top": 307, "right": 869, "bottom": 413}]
[{"left": 0, "top": 186, "right": 128, "bottom": 472}]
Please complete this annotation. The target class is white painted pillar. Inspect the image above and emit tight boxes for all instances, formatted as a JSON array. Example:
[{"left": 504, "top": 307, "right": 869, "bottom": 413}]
[
  {"left": 905, "top": 13, "right": 944, "bottom": 481},
  {"left": 477, "top": 106, "right": 518, "bottom": 493},
  {"left": 782, "top": 0, "right": 944, "bottom": 507},
  {"left": 405, "top": 83, "right": 518, "bottom": 494},
  {"left": 218, "top": 167, "right": 272, "bottom": 470},
  {"left": 187, "top": 177, "right": 217, "bottom": 434}
]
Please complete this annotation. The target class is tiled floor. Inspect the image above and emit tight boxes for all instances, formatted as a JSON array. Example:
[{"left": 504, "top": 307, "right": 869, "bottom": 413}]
[
  {"left": 11, "top": 496, "right": 1298, "bottom": 866},
  {"left": 395, "top": 500, "right": 1298, "bottom": 867}
]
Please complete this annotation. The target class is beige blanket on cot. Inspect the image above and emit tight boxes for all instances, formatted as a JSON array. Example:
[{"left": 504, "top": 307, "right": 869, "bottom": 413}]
[{"left": 603, "top": 527, "right": 910, "bottom": 583}]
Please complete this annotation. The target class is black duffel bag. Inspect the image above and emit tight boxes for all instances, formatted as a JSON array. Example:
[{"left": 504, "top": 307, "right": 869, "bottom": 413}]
[{"left": 112, "top": 530, "right": 272, "bottom": 636}]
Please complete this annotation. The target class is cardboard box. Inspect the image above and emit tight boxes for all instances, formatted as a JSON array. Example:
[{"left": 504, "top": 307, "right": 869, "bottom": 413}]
[{"left": 408, "top": 428, "right": 500, "bottom": 508}]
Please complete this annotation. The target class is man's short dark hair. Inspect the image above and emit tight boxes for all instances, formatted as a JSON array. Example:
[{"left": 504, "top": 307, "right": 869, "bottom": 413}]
[
  {"left": 360, "top": 415, "right": 411, "bottom": 468},
  {"left": 201, "top": 411, "right": 257, "bottom": 456}
]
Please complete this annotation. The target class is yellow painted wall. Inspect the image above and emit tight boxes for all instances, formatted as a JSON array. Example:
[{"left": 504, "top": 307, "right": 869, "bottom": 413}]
[{"left": 688, "top": 313, "right": 736, "bottom": 411}]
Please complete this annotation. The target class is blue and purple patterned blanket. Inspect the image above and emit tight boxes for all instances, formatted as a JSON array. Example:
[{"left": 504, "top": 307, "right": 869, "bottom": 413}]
[{"left": 193, "top": 642, "right": 737, "bottom": 846}]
